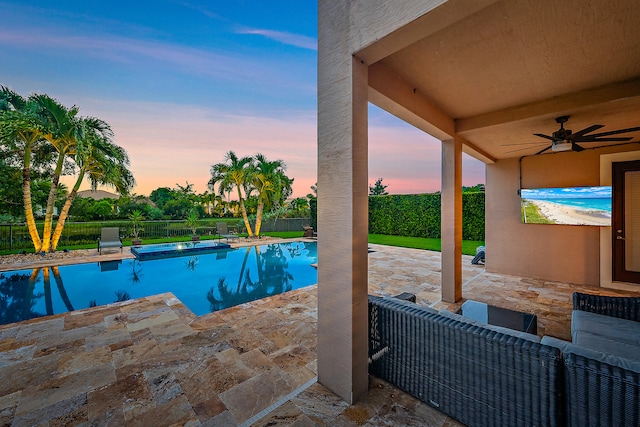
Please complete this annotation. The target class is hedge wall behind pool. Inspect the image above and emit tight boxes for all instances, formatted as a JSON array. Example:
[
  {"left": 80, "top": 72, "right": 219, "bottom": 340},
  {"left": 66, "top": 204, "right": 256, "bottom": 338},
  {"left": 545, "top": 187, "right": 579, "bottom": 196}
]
[
  {"left": 368, "top": 192, "right": 485, "bottom": 241},
  {"left": 309, "top": 193, "right": 485, "bottom": 241}
]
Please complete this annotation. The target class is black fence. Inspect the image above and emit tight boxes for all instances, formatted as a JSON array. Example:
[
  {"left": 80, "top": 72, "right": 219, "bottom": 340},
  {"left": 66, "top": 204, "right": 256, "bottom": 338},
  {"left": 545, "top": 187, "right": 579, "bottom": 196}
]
[{"left": 0, "top": 218, "right": 310, "bottom": 252}]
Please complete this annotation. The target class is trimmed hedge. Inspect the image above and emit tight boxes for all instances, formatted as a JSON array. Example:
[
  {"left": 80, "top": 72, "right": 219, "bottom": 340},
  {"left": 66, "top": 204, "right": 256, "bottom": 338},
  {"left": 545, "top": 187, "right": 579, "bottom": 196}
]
[
  {"left": 309, "top": 198, "right": 317, "bottom": 230},
  {"left": 308, "top": 192, "right": 484, "bottom": 241},
  {"left": 369, "top": 192, "right": 485, "bottom": 241}
]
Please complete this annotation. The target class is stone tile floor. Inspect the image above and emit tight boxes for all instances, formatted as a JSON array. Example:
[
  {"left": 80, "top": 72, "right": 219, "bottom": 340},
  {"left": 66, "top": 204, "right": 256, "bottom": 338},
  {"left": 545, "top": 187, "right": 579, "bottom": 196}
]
[{"left": 1, "top": 241, "right": 639, "bottom": 426}]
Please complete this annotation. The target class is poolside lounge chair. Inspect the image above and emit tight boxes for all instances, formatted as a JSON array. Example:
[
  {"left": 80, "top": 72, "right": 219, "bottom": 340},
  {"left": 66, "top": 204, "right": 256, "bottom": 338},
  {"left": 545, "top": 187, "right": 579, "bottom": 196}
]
[
  {"left": 216, "top": 222, "right": 239, "bottom": 243},
  {"left": 98, "top": 227, "right": 123, "bottom": 254},
  {"left": 303, "top": 225, "right": 318, "bottom": 239},
  {"left": 303, "top": 226, "right": 314, "bottom": 237}
]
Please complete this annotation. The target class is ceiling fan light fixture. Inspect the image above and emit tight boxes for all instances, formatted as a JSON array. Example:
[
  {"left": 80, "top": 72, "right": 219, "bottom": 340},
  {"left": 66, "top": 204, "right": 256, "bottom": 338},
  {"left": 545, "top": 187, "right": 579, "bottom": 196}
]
[{"left": 551, "top": 141, "right": 572, "bottom": 152}]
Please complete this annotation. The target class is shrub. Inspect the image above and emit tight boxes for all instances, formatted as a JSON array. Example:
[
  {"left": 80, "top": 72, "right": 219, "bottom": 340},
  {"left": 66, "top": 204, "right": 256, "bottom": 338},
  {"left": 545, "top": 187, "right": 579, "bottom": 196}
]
[{"left": 369, "top": 192, "right": 484, "bottom": 240}]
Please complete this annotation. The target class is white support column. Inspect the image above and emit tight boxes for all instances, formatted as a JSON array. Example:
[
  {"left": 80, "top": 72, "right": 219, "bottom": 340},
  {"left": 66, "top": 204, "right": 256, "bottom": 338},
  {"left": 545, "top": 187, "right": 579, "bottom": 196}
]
[
  {"left": 317, "top": 30, "right": 369, "bottom": 403},
  {"left": 441, "top": 137, "right": 463, "bottom": 303}
]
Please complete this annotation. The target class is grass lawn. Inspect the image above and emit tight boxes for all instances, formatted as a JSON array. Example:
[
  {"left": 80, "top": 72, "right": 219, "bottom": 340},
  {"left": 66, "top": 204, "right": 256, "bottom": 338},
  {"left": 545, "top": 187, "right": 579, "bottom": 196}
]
[
  {"left": 521, "top": 201, "right": 554, "bottom": 224},
  {"left": 368, "top": 234, "right": 484, "bottom": 256},
  {"left": 2, "top": 231, "right": 484, "bottom": 256}
]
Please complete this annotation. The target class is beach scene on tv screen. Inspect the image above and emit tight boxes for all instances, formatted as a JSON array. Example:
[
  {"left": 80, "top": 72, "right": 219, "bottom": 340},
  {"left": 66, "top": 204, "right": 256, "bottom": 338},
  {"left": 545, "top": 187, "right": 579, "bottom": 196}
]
[{"left": 521, "top": 186, "right": 612, "bottom": 226}]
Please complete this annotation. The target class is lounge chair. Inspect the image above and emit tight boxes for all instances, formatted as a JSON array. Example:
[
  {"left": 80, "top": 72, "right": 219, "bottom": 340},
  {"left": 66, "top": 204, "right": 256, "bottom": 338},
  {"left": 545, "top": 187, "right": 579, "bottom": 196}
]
[
  {"left": 303, "top": 226, "right": 314, "bottom": 238},
  {"left": 98, "top": 227, "right": 123, "bottom": 254},
  {"left": 216, "top": 222, "right": 239, "bottom": 243}
]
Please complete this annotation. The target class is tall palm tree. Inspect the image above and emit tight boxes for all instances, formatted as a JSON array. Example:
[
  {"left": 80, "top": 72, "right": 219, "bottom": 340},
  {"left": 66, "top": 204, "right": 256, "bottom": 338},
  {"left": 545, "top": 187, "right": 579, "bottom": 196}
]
[
  {"left": 251, "top": 153, "right": 293, "bottom": 236},
  {"left": 51, "top": 128, "right": 134, "bottom": 249},
  {"left": 0, "top": 87, "right": 47, "bottom": 250},
  {"left": 35, "top": 95, "right": 125, "bottom": 252},
  {"left": 209, "top": 151, "right": 255, "bottom": 237},
  {"left": 32, "top": 94, "right": 84, "bottom": 252}
]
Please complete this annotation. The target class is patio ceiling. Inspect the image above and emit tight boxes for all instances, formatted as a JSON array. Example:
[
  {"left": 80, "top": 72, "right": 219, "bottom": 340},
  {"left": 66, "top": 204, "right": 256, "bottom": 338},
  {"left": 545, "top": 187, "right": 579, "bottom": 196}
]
[{"left": 361, "top": 0, "right": 640, "bottom": 162}]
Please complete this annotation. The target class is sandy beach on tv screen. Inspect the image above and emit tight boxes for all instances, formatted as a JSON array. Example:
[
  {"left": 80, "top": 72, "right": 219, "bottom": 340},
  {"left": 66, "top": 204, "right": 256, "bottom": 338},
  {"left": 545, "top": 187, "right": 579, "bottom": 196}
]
[{"left": 526, "top": 200, "right": 611, "bottom": 226}]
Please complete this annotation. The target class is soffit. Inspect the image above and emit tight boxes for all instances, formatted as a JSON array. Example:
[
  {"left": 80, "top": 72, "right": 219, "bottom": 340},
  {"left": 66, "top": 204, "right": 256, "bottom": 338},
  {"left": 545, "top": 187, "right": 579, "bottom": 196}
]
[{"left": 369, "top": 0, "right": 640, "bottom": 160}]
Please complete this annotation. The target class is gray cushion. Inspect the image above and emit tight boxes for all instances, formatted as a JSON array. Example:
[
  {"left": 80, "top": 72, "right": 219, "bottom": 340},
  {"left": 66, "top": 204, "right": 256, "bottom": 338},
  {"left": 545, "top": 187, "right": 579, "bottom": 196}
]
[
  {"left": 542, "top": 335, "right": 640, "bottom": 373},
  {"left": 440, "top": 309, "right": 541, "bottom": 343},
  {"left": 572, "top": 310, "right": 640, "bottom": 347},
  {"left": 572, "top": 331, "right": 640, "bottom": 360}
]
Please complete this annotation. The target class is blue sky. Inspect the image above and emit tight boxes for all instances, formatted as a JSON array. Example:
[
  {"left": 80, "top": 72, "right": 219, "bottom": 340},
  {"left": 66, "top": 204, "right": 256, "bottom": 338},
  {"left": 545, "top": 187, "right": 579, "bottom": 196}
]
[
  {"left": 1, "top": 1, "right": 484, "bottom": 197},
  {"left": 521, "top": 186, "right": 612, "bottom": 200}
]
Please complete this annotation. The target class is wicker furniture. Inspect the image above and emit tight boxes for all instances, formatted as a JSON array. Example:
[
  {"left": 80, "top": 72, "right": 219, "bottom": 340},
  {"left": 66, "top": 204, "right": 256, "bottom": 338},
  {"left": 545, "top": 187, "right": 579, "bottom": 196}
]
[
  {"left": 368, "top": 296, "right": 565, "bottom": 427},
  {"left": 562, "top": 293, "right": 640, "bottom": 427}
]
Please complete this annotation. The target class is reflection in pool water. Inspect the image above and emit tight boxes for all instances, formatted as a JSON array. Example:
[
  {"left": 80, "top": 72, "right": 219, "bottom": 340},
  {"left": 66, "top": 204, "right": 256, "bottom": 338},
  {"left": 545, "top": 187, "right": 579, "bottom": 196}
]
[{"left": 0, "top": 241, "right": 317, "bottom": 326}]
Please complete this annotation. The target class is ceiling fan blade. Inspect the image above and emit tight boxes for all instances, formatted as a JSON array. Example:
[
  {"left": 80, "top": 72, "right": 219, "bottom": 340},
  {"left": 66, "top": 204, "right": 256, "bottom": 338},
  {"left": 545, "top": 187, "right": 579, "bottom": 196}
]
[
  {"left": 501, "top": 142, "right": 549, "bottom": 146},
  {"left": 535, "top": 145, "right": 552, "bottom": 155},
  {"left": 571, "top": 143, "right": 585, "bottom": 152},
  {"left": 533, "top": 133, "right": 556, "bottom": 141},
  {"left": 504, "top": 145, "right": 546, "bottom": 154},
  {"left": 570, "top": 124, "right": 604, "bottom": 139},
  {"left": 575, "top": 137, "right": 633, "bottom": 142},
  {"left": 587, "top": 126, "right": 640, "bottom": 138}
]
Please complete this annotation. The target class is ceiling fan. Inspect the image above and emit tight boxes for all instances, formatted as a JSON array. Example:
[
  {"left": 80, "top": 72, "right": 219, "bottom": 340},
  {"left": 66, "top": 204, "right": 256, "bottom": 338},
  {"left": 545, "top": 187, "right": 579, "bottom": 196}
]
[{"left": 505, "top": 116, "right": 640, "bottom": 155}]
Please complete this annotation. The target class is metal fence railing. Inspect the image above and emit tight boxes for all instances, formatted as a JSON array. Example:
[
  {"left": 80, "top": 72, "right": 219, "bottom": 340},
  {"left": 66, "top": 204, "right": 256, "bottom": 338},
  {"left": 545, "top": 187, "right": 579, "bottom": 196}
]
[{"left": 0, "top": 218, "right": 311, "bottom": 252}]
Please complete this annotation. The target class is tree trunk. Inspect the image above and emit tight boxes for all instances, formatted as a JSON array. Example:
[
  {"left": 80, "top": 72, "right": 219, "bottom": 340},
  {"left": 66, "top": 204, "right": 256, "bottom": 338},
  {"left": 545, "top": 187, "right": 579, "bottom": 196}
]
[
  {"left": 51, "top": 170, "right": 84, "bottom": 250},
  {"left": 41, "top": 154, "right": 65, "bottom": 252},
  {"left": 254, "top": 201, "right": 264, "bottom": 236},
  {"left": 22, "top": 156, "right": 42, "bottom": 251},
  {"left": 237, "top": 188, "right": 253, "bottom": 237}
]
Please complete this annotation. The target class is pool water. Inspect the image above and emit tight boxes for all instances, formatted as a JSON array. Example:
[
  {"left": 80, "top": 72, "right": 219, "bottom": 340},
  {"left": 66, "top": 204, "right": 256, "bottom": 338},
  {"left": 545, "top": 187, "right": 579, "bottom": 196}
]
[{"left": 0, "top": 241, "right": 317, "bottom": 326}]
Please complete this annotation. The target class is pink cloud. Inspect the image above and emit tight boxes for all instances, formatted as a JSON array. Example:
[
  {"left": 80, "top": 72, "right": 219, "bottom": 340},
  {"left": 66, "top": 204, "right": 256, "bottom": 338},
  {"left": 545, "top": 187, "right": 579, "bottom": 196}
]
[
  {"left": 61, "top": 98, "right": 484, "bottom": 200},
  {"left": 64, "top": 99, "right": 317, "bottom": 198},
  {"left": 369, "top": 122, "right": 485, "bottom": 194}
]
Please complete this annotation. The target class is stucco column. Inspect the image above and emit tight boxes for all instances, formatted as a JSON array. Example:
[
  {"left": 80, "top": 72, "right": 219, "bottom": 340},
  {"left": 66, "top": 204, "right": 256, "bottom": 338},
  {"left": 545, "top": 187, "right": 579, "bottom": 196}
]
[
  {"left": 441, "top": 137, "right": 463, "bottom": 302},
  {"left": 317, "top": 11, "right": 369, "bottom": 403}
]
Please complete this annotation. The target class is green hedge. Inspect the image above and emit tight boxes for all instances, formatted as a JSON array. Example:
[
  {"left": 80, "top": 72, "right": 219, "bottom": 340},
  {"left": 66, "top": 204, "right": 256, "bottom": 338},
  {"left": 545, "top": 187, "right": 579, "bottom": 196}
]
[
  {"left": 309, "top": 198, "right": 317, "bottom": 230},
  {"left": 369, "top": 192, "right": 485, "bottom": 241}
]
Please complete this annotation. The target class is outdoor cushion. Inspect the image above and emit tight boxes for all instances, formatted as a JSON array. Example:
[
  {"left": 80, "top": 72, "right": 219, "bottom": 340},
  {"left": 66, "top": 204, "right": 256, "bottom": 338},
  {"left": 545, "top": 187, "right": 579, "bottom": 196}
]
[
  {"left": 439, "top": 309, "right": 541, "bottom": 343},
  {"left": 572, "top": 331, "right": 640, "bottom": 360},
  {"left": 542, "top": 335, "right": 640, "bottom": 373},
  {"left": 572, "top": 310, "right": 640, "bottom": 347}
]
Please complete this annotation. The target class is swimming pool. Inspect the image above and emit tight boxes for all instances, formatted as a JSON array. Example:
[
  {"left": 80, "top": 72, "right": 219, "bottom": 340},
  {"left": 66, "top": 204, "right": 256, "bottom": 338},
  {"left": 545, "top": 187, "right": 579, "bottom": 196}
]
[{"left": 0, "top": 241, "right": 317, "bottom": 326}]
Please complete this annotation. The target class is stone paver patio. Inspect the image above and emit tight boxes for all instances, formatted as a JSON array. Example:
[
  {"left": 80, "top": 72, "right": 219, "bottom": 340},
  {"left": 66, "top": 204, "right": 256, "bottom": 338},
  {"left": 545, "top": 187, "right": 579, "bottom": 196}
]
[{"left": 1, "top": 240, "right": 639, "bottom": 425}]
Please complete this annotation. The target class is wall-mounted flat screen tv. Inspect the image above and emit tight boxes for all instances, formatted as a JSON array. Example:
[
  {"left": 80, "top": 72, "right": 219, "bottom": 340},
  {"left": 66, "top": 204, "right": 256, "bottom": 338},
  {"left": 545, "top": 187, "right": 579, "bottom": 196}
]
[{"left": 521, "top": 186, "right": 611, "bottom": 226}]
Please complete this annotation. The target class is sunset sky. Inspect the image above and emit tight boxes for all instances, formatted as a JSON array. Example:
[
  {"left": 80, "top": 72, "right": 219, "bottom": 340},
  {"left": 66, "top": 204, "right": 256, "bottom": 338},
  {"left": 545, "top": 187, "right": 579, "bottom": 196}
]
[{"left": 1, "top": 1, "right": 485, "bottom": 198}]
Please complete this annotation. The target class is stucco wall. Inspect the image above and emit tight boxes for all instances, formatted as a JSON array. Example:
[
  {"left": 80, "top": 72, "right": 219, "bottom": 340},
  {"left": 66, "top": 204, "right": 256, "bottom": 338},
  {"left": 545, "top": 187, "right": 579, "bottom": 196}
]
[
  {"left": 317, "top": 0, "right": 447, "bottom": 403},
  {"left": 486, "top": 146, "right": 639, "bottom": 286}
]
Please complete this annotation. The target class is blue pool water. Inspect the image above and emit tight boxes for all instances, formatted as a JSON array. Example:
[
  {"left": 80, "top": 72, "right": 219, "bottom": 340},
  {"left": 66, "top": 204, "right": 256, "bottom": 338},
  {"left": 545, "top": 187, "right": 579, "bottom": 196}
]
[{"left": 0, "top": 241, "right": 317, "bottom": 326}]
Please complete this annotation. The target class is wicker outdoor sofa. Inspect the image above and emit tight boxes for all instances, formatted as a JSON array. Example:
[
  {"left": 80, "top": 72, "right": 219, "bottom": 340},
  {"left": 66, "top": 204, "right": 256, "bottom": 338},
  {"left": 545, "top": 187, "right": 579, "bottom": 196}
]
[
  {"left": 368, "top": 296, "right": 565, "bottom": 426},
  {"left": 368, "top": 293, "right": 640, "bottom": 427},
  {"left": 555, "top": 292, "right": 640, "bottom": 427}
]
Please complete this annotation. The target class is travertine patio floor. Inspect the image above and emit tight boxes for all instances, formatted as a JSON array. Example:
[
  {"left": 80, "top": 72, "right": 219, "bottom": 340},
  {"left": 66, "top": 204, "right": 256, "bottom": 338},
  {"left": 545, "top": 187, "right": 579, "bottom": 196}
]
[{"left": 1, "top": 241, "right": 639, "bottom": 426}]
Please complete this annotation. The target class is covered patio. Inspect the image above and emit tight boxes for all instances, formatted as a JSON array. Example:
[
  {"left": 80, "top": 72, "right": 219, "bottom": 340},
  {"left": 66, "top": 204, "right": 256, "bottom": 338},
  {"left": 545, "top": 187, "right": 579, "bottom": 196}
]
[{"left": 317, "top": 0, "right": 640, "bottom": 404}]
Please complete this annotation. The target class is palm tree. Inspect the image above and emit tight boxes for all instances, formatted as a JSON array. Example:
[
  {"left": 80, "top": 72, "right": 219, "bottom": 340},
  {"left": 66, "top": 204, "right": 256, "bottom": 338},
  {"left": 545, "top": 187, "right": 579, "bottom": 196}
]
[
  {"left": 1, "top": 89, "right": 133, "bottom": 252},
  {"left": 33, "top": 94, "right": 84, "bottom": 252},
  {"left": 50, "top": 125, "right": 134, "bottom": 249},
  {"left": 251, "top": 153, "right": 293, "bottom": 236},
  {"left": 0, "top": 87, "right": 47, "bottom": 250},
  {"left": 209, "top": 151, "right": 255, "bottom": 237}
]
